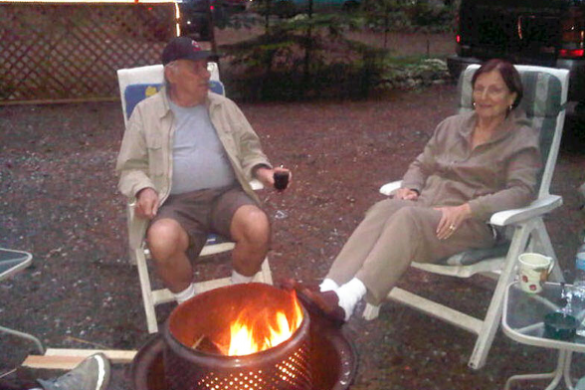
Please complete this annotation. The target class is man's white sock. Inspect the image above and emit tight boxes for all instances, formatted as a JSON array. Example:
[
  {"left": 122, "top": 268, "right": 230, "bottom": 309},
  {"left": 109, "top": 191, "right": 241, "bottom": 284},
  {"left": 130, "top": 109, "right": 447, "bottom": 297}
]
[
  {"left": 173, "top": 283, "right": 197, "bottom": 305},
  {"left": 336, "top": 278, "right": 366, "bottom": 321},
  {"left": 319, "top": 278, "right": 339, "bottom": 292},
  {"left": 231, "top": 270, "right": 254, "bottom": 284}
]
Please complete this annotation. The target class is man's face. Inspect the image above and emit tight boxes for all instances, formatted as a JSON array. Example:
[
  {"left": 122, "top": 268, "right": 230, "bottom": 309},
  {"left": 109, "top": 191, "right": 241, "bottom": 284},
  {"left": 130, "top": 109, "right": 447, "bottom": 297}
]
[{"left": 167, "top": 59, "right": 210, "bottom": 104}]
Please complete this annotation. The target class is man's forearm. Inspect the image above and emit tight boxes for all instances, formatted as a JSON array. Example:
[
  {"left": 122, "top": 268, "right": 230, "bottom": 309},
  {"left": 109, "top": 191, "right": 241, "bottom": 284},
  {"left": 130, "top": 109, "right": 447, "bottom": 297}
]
[{"left": 118, "top": 170, "right": 156, "bottom": 200}]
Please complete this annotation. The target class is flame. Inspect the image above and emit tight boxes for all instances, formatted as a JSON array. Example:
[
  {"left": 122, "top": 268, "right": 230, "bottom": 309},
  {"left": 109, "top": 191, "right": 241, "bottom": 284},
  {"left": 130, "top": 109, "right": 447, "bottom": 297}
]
[{"left": 224, "top": 291, "right": 303, "bottom": 356}]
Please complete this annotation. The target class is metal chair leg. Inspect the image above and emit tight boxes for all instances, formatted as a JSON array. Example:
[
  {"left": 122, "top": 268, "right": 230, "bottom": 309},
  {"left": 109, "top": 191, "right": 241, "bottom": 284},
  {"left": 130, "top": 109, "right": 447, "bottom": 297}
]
[
  {"left": 468, "top": 220, "right": 533, "bottom": 369},
  {"left": 0, "top": 325, "right": 44, "bottom": 354},
  {"left": 135, "top": 248, "right": 159, "bottom": 334}
]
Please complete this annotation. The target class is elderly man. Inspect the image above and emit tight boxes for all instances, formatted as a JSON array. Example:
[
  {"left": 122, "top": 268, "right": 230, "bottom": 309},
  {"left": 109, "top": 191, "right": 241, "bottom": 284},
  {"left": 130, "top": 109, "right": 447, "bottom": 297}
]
[{"left": 116, "top": 37, "right": 290, "bottom": 304}]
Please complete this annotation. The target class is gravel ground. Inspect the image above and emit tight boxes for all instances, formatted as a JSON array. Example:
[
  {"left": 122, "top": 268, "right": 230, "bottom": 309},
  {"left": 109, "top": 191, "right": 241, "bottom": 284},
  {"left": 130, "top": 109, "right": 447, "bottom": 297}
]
[{"left": 2, "top": 30, "right": 585, "bottom": 390}]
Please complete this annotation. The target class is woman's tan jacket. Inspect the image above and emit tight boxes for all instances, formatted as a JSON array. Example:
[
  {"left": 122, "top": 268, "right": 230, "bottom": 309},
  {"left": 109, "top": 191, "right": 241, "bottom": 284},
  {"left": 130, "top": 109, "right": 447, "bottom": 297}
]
[{"left": 401, "top": 109, "right": 541, "bottom": 222}]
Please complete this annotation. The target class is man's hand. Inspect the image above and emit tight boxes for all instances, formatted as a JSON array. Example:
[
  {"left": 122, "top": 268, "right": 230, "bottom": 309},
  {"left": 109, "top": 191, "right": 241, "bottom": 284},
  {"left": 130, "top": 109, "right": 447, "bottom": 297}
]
[
  {"left": 395, "top": 188, "right": 419, "bottom": 201},
  {"left": 254, "top": 166, "right": 292, "bottom": 191},
  {"left": 135, "top": 188, "right": 159, "bottom": 219},
  {"left": 434, "top": 203, "right": 472, "bottom": 240}
]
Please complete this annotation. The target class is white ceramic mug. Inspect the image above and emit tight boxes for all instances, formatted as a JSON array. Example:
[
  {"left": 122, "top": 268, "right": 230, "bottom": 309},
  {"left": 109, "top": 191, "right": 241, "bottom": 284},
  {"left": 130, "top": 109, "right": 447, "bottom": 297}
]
[{"left": 518, "top": 253, "right": 554, "bottom": 293}]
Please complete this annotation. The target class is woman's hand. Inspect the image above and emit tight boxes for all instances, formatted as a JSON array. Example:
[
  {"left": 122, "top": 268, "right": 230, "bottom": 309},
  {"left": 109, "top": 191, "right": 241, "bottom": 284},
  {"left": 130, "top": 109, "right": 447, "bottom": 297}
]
[
  {"left": 395, "top": 188, "right": 419, "bottom": 201},
  {"left": 434, "top": 203, "right": 472, "bottom": 240}
]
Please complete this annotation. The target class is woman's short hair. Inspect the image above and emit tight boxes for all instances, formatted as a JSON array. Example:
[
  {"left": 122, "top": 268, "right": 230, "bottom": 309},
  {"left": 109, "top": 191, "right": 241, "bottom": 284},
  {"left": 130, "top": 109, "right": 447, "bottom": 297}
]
[{"left": 471, "top": 59, "right": 524, "bottom": 109}]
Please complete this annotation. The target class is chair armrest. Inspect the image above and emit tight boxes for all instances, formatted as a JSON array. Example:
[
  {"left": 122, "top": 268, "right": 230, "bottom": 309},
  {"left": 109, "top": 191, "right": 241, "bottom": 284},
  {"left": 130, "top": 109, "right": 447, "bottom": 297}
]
[
  {"left": 127, "top": 200, "right": 137, "bottom": 219},
  {"left": 377, "top": 182, "right": 562, "bottom": 227},
  {"left": 489, "top": 194, "right": 563, "bottom": 226},
  {"left": 379, "top": 180, "right": 402, "bottom": 196}
]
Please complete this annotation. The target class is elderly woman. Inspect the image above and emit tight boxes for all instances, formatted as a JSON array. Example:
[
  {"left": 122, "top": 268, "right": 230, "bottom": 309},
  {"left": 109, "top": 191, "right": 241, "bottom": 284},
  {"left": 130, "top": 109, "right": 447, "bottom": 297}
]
[{"left": 291, "top": 59, "right": 541, "bottom": 322}]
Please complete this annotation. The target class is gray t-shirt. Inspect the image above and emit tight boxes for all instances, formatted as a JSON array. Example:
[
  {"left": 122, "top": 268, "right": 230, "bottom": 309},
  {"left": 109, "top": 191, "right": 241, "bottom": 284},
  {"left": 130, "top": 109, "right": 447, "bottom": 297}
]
[{"left": 169, "top": 101, "right": 236, "bottom": 194}]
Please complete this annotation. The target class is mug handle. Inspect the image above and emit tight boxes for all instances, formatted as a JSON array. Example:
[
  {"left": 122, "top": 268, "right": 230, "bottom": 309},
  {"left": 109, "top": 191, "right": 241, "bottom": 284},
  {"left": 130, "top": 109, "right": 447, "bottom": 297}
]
[{"left": 546, "top": 257, "right": 555, "bottom": 273}]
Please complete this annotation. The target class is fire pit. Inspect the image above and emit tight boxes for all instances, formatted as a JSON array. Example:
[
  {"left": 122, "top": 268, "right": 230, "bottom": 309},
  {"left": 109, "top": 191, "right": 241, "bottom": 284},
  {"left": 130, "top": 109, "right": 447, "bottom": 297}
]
[
  {"left": 131, "top": 283, "right": 357, "bottom": 390},
  {"left": 165, "top": 283, "right": 311, "bottom": 390}
]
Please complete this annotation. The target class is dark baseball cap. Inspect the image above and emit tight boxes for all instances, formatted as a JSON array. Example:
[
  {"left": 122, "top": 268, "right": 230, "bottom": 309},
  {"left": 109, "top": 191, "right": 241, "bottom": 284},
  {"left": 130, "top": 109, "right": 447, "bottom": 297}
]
[{"left": 161, "top": 37, "right": 215, "bottom": 65}]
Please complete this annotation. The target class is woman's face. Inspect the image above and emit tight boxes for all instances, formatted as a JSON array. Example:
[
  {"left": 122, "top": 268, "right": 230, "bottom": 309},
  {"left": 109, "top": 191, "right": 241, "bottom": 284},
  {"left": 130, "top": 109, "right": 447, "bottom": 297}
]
[{"left": 472, "top": 70, "right": 518, "bottom": 122}]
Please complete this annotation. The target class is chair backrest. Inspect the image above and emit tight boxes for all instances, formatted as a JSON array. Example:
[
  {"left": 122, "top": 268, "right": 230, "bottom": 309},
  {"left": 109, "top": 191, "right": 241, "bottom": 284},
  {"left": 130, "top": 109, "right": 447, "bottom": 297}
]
[
  {"left": 117, "top": 62, "right": 223, "bottom": 128},
  {"left": 456, "top": 64, "right": 569, "bottom": 198}
]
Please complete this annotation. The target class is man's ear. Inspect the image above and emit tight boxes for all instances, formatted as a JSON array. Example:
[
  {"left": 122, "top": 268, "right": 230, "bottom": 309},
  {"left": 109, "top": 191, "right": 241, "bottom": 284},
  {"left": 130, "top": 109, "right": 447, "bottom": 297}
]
[{"left": 164, "top": 65, "right": 175, "bottom": 84}]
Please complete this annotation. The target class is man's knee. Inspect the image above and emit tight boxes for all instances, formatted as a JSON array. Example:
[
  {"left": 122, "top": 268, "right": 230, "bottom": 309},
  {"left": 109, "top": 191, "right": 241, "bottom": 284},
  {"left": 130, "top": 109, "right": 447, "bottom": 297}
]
[
  {"left": 147, "top": 218, "right": 189, "bottom": 258},
  {"left": 231, "top": 206, "right": 270, "bottom": 245}
]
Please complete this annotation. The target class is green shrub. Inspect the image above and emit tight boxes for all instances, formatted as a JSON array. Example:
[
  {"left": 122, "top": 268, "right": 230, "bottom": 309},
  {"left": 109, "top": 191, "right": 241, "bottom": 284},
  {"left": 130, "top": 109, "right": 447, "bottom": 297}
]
[
  {"left": 217, "top": 2, "right": 454, "bottom": 101},
  {"left": 377, "top": 57, "right": 451, "bottom": 91},
  {"left": 360, "top": 0, "right": 456, "bottom": 33}
]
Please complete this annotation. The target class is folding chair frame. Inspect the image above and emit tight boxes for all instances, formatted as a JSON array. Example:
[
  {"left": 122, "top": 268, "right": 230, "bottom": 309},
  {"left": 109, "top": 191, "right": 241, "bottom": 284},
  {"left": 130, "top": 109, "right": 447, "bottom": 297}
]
[{"left": 362, "top": 65, "right": 569, "bottom": 370}]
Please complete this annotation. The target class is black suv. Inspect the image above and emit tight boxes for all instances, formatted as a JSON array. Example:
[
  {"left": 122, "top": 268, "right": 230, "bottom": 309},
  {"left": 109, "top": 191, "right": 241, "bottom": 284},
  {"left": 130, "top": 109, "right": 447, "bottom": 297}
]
[{"left": 447, "top": 0, "right": 585, "bottom": 108}]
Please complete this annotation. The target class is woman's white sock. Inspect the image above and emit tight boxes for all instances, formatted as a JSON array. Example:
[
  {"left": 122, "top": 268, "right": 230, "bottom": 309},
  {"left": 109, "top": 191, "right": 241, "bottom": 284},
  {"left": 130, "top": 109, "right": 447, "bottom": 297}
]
[
  {"left": 231, "top": 270, "right": 254, "bottom": 284},
  {"left": 336, "top": 278, "right": 366, "bottom": 321},
  {"left": 319, "top": 278, "right": 340, "bottom": 292},
  {"left": 173, "top": 283, "right": 197, "bottom": 305}
]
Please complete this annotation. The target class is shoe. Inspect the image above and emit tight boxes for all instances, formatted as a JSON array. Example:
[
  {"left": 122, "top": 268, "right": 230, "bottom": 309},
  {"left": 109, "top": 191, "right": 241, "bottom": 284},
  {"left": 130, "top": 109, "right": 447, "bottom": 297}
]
[
  {"left": 280, "top": 278, "right": 346, "bottom": 325},
  {"left": 37, "top": 353, "right": 111, "bottom": 390},
  {"left": 299, "top": 288, "right": 346, "bottom": 324}
]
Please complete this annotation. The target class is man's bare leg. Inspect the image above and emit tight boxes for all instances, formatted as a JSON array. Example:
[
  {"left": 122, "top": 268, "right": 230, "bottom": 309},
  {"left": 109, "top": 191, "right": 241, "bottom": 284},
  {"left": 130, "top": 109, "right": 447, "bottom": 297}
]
[
  {"left": 230, "top": 205, "right": 270, "bottom": 277},
  {"left": 147, "top": 218, "right": 193, "bottom": 293}
]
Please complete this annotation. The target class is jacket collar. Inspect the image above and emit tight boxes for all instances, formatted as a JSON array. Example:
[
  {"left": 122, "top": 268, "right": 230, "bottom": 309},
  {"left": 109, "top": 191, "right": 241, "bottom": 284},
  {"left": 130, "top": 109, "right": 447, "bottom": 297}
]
[
  {"left": 159, "top": 86, "right": 221, "bottom": 117},
  {"left": 459, "top": 109, "right": 530, "bottom": 146}
]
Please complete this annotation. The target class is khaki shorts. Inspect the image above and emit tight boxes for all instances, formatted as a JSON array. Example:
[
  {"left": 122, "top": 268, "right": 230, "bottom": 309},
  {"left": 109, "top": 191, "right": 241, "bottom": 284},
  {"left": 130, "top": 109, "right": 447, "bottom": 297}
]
[{"left": 149, "top": 185, "right": 259, "bottom": 260}]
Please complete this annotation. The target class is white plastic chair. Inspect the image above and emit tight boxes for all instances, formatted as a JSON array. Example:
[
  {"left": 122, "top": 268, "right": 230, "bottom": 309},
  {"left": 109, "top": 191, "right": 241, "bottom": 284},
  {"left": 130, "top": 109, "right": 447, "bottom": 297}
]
[
  {"left": 117, "top": 63, "right": 273, "bottom": 333},
  {"left": 362, "top": 65, "right": 569, "bottom": 370}
]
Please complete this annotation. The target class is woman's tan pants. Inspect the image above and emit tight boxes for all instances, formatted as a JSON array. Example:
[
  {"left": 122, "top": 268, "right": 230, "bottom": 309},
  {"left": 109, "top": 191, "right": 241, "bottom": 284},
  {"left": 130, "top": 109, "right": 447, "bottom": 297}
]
[{"left": 325, "top": 198, "right": 495, "bottom": 305}]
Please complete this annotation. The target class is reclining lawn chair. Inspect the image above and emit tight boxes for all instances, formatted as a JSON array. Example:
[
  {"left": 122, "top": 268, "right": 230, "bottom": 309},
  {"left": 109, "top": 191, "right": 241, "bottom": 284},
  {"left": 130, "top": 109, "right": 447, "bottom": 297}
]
[
  {"left": 362, "top": 64, "right": 569, "bottom": 369},
  {"left": 117, "top": 63, "right": 273, "bottom": 333}
]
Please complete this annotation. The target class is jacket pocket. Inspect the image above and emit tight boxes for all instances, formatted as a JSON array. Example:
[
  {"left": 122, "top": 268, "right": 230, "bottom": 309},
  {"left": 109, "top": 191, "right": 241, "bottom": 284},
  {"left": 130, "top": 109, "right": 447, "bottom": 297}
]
[{"left": 146, "top": 134, "right": 164, "bottom": 176}]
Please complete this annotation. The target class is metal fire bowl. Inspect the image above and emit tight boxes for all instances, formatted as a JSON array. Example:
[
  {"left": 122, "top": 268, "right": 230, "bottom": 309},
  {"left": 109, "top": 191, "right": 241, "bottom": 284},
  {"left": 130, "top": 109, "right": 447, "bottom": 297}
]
[{"left": 131, "top": 294, "right": 358, "bottom": 390}]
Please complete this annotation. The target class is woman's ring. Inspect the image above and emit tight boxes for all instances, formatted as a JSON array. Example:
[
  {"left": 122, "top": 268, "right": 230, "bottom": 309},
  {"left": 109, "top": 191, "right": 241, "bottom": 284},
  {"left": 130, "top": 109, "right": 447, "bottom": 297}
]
[{"left": 449, "top": 225, "right": 456, "bottom": 230}]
